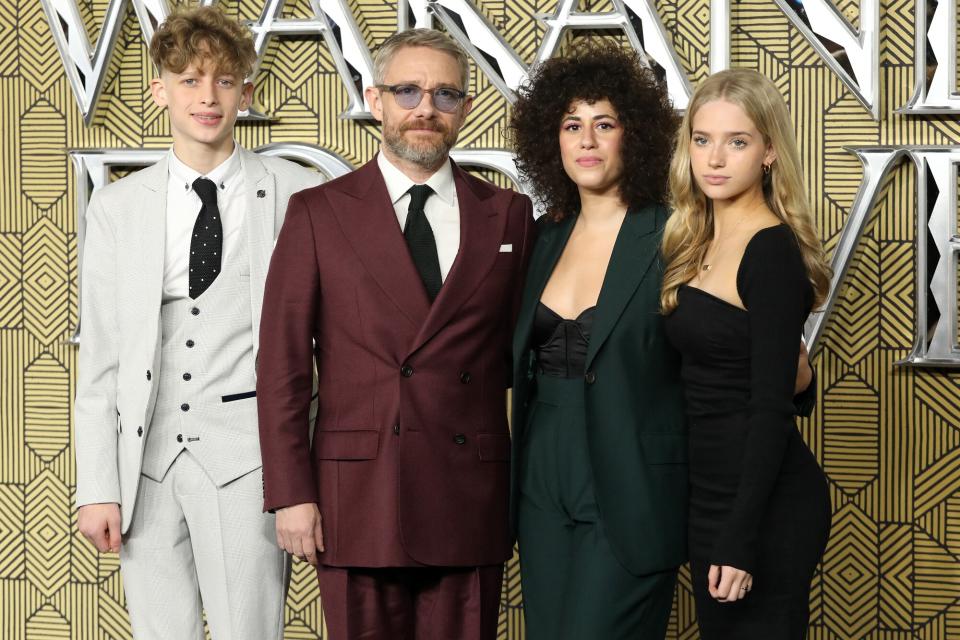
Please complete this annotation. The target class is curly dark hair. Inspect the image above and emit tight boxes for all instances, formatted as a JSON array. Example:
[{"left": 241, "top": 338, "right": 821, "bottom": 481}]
[{"left": 509, "top": 42, "right": 678, "bottom": 220}]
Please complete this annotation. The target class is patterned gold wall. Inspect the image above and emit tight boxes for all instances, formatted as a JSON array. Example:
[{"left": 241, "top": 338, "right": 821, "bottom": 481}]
[{"left": 2, "top": 0, "right": 959, "bottom": 638}]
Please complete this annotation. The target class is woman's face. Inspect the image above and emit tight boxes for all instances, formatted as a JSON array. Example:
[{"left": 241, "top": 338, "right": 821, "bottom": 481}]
[
  {"left": 688, "top": 98, "right": 776, "bottom": 204},
  {"left": 559, "top": 98, "right": 625, "bottom": 198}
]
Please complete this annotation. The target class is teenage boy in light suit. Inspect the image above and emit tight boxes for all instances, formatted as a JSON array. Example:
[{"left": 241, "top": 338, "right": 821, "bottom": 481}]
[{"left": 73, "top": 7, "right": 322, "bottom": 639}]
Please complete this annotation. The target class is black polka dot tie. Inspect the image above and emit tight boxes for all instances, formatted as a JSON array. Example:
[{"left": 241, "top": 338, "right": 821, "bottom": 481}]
[{"left": 189, "top": 177, "right": 223, "bottom": 299}]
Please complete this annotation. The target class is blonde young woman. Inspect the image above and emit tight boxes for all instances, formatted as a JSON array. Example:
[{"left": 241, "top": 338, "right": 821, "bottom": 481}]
[{"left": 662, "top": 69, "right": 832, "bottom": 639}]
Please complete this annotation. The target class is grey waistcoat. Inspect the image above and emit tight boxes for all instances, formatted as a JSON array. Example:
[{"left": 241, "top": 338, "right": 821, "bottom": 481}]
[{"left": 142, "top": 223, "right": 262, "bottom": 485}]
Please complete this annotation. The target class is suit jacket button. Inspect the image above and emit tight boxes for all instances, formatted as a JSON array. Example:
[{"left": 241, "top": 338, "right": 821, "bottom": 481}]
[
  {"left": 137, "top": 426, "right": 143, "bottom": 437},
  {"left": 181, "top": 403, "right": 190, "bottom": 412},
  {"left": 585, "top": 371, "right": 596, "bottom": 384},
  {"left": 191, "top": 307, "right": 200, "bottom": 316},
  {"left": 459, "top": 371, "right": 471, "bottom": 384},
  {"left": 453, "top": 434, "right": 466, "bottom": 445},
  {"left": 183, "top": 373, "right": 192, "bottom": 381},
  {"left": 400, "top": 364, "right": 414, "bottom": 378},
  {"left": 393, "top": 424, "right": 400, "bottom": 435},
  {"left": 176, "top": 434, "right": 183, "bottom": 443},
  {"left": 186, "top": 339, "right": 195, "bottom": 348},
  {"left": 146, "top": 369, "right": 151, "bottom": 381}
]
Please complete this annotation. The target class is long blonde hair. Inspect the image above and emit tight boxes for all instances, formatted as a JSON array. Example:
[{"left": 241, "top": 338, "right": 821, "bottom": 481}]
[{"left": 660, "top": 69, "right": 831, "bottom": 313}]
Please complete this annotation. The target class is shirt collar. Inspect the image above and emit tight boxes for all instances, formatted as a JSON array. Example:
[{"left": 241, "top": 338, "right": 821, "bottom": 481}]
[
  {"left": 377, "top": 149, "right": 455, "bottom": 207},
  {"left": 168, "top": 143, "right": 242, "bottom": 195}
]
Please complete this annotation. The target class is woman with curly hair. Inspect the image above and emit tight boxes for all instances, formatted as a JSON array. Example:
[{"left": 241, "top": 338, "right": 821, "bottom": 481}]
[
  {"left": 507, "top": 42, "right": 686, "bottom": 639},
  {"left": 661, "top": 69, "right": 831, "bottom": 638}
]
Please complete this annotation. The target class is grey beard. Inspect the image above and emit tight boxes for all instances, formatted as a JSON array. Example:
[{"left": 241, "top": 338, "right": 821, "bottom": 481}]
[{"left": 384, "top": 128, "right": 455, "bottom": 169}]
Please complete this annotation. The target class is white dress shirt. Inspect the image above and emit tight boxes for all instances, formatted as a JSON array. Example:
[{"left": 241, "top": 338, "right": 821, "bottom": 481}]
[
  {"left": 377, "top": 151, "right": 460, "bottom": 282},
  {"left": 163, "top": 145, "right": 245, "bottom": 302}
]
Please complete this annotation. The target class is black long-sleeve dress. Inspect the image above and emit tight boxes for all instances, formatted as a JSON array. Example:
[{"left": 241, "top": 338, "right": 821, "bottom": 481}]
[{"left": 664, "top": 224, "right": 831, "bottom": 639}]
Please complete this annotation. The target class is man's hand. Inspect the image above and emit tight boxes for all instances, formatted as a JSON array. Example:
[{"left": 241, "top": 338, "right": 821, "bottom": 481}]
[
  {"left": 77, "top": 503, "right": 122, "bottom": 553},
  {"left": 795, "top": 340, "right": 813, "bottom": 394},
  {"left": 275, "top": 503, "right": 324, "bottom": 566}
]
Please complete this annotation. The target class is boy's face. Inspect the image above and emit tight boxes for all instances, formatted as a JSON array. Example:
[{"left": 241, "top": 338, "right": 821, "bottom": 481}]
[{"left": 150, "top": 61, "right": 252, "bottom": 153}]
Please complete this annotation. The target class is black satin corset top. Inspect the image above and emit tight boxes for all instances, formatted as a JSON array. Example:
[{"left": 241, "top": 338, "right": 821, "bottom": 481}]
[{"left": 532, "top": 302, "right": 596, "bottom": 379}]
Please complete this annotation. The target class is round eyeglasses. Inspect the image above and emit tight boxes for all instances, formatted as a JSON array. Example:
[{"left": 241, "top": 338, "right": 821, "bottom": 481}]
[{"left": 377, "top": 84, "right": 467, "bottom": 113}]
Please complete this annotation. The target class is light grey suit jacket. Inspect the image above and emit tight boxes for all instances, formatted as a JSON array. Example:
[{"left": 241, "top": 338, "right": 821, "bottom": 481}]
[{"left": 74, "top": 147, "right": 323, "bottom": 532}]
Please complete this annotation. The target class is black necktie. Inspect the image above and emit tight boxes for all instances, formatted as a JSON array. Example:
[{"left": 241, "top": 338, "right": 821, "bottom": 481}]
[
  {"left": 404, "top": 184, "right": 442, "bottom": 302},
  {"left": 189, "top": 177, "right": 223, "bottom": 299}
]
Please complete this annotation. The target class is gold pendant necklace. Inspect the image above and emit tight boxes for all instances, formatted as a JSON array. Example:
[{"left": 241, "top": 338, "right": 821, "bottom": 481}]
[{"left": 700, "top": 213, "right": 748, "bottom": 272}]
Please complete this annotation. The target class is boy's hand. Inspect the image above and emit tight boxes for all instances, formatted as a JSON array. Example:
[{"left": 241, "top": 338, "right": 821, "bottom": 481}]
[{"left": 77, "top": 503, "right": 122, "bottom": 553}]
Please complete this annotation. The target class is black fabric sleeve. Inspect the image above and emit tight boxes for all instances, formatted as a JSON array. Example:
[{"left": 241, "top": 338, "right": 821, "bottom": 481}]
[
  {"left": 793, "top": 368, "right": 817, "bottom": 417},
  {"left": 710, "top": 225, "right": 813, "bottom": 573}
]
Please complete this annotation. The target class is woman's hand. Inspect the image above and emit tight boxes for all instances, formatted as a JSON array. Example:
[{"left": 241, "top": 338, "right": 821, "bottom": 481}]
[{"left": 708, "top": 564, "right": 753, "bottom": 602}]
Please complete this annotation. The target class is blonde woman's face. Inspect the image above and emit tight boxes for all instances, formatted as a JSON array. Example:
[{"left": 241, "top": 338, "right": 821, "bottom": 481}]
[
  {"left": 558, "top": 98, "right": 625, "bottom": 198},
  {"left": 688, "top": 98, "right": 776, "bottom": 204}
]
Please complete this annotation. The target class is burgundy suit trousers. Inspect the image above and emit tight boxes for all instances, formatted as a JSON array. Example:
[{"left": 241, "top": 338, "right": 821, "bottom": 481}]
[{"left": 316, "top": 564, "right": 504, "bottom": 640}]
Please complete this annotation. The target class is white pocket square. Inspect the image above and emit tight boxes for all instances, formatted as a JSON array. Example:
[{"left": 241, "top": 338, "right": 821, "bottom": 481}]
[{"left": 499, "top": 244, "right": 513, "bottom": 253}]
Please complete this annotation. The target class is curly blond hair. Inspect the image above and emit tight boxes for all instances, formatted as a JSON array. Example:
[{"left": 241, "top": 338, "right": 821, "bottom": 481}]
[{"left": 149, "top": 6, "right": 256, "bottom": 79}]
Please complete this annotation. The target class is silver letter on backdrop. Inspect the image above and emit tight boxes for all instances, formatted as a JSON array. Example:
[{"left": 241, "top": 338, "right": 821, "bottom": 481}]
[
  {"left": 900, "top": 148, "right": 960, "bottom": 366},
  {"left": 398, "top": 0, "right": 433, "bottom": 30},
  {"left": 900, "top": 0, "right": 960, "bottom": 114},
  {"left": 805, "top": 147, "right": 907, "bottom": 353},
  {"left": 248, "top": 0, "right": 375, "bottom": 119},
  {"left": 534, "top": 0, "right": 691, "bottom": 109},
  {"left": 710, "top": 0, "right": 730, "bottom": 72},
  {"left": 421, "top": 0, "right": 528, "bottom": 101},
  {"left": 43, "top": 0, "right": 376, "bottom": 121},
  {"left": 449, "top": 149, "right": 540, "bottom": 213},
  {"left": 47, "top": 0, "right": 738, "bottom": 119},
  {"left": 422, "top": 0, "right": 691, "bottom": 109},
  {"left": 807, "top": 146, "right": 960, "bottom": 367},
  {"left": 772, "top": 0, "right": 879, "bottom": 119},
  {"left": 41, "top": 0, "right": 168, "bottom": 125},
  {"left": 68, "top": 145, "right": 352, "bottom": 342}
]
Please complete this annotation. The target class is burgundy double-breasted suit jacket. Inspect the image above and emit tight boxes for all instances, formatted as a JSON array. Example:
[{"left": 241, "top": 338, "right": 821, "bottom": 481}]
[{"left": 257, "top": 157, "right": 536, "bottom": 568}]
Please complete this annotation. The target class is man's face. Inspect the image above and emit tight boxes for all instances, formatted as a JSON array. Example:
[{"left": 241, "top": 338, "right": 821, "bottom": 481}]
[
  {"left": 365, "top": 46, "right": 473, "bottom": 171},
  {"left": 150, "top": 61, "right": 252, "bottom": 153}
]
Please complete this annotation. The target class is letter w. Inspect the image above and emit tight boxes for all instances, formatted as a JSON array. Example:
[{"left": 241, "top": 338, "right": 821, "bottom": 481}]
[{"left": 41, "top": 0, "right": 172, "bottom": 125}]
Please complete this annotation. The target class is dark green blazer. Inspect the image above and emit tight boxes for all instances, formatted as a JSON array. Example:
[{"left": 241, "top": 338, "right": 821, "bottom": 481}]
[{"left": 510, "top": 203, "right": 688, "bottom": 576}]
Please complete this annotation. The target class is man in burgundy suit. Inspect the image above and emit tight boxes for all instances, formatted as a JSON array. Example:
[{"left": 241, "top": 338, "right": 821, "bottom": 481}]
[{"left": 256, "top": 28, "right": 535, "bottom": 640}]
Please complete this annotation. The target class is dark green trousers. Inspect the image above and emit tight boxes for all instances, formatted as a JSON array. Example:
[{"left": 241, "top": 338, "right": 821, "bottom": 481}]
[{"left": 517, "top": 375, "right": 676, "bottom": 640}]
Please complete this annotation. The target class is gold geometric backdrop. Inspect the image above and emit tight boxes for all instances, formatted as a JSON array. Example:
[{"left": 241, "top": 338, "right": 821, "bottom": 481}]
[{"left": 1, "top": 0, "right": 959, "bottom": 638}]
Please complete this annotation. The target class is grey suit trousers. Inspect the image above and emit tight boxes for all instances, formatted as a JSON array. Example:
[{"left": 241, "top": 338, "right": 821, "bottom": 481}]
[{"left": 120, "top": 451, "right": 288, "bottom": 640}]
